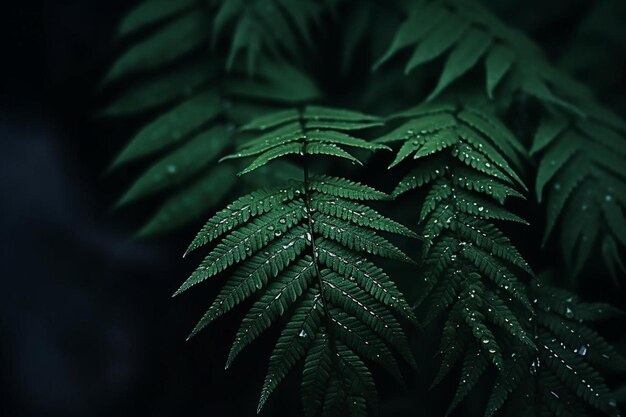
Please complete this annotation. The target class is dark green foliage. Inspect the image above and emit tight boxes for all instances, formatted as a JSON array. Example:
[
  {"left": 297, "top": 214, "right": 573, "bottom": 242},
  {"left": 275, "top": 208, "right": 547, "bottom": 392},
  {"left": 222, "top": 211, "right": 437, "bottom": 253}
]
[
  {"left": 102, "top": 0, "right": 321, "bottom": 237},
  {"left": 485, "top": 278, "right": 624, "bottom": 417},
  {"left": 376, "top": 0, "right": 585, "bottom": 109},
  {"left": 377, "top": 103, "right": 533, "bottom": 408},
  {"left": 102, "top": 0, "right": 626, "bottom": 416},
  {"left": 379, "top": 0, "right": 626, "bottom": 279},
  {"left": 532, "top": 112, "right": 626, "bottom": 279},
  {"left": 177, "top": 108, "right": 418, "bottom": 415},
  {"left": 211, "top": 0, "right": 325, "bottom": 73}
]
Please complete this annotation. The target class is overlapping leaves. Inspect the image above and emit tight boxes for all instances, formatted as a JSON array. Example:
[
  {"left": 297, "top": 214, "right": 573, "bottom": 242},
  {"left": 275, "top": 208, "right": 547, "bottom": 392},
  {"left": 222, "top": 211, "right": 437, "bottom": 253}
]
[
  {"left": 532, "top": 111, "right": 626, "bottom": 279},
  {"left": 375, "top": 0, "right": 587, "bottom": 110},
  {"left": 112, "top": 0, "right": 324, "bottom": 75},
  {"left": 377, "top": 0, "right": 626, "bottom": 281},
  {"left": 102, "top": 0, "right": 320, "bottom": 237},
  {"left": 210, "top": 0, "right": 326, "bottom": 73},
  {"left": 485, "top": 278, "right": 625, "bottom": 417},
  {"left": 176, "top": 107, "right": 418, "bottom": 415},
  {"left": 377, "top": 102, "right": 534, "bottom": 412}
]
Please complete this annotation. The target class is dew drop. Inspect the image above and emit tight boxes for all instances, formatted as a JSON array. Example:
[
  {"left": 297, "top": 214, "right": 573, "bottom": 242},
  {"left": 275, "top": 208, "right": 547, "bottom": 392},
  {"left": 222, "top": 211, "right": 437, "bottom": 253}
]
[
  {"left": 299, "top": 330, "right": 307, "bottom": 338},
  {"left": 577, "top": 345, "right": 588, "bottom": 356},
  {"left": 529, "top": 358, "right": 540, "bottom": 375}
]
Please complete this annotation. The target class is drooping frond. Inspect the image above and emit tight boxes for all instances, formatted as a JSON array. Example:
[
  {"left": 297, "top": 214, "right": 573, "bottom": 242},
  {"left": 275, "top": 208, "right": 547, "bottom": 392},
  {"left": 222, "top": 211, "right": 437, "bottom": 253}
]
[
  {"left": 378, "top": 101, "right": 534, "bottom": 413},
  {"left": 375, "top": 0, "right": 588, "bottom": 110},
  {"left": 532, "top": 111, "right": 626, "bottom": 279},
  {"left": 101, "top": 0, "right": 321, "bottom": 237},
  {"left": 177, "top": 109, "right": 417, "bottom": 415},
  {"left": 485, "top": 277, "right": 625, "bottom": 417}
]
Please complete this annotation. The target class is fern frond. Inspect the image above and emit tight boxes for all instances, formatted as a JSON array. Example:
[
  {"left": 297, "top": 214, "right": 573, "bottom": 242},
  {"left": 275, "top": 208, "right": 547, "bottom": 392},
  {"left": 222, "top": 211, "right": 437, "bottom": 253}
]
[
  {"left": 532, "top": 112, "right": 626, "bottom": 278},
  {"left": 177, "top": 116, "right": 417, "bottom": 414},
  {"left": 378, "top": 0, "right": 626, "bottom": 282},
  {"left": 485, "top": 278, "right": 624, "bottom": 417},
  {"left": 102, "top": 1, "right": 322, "bottom": 237},
  {"left": 375, "top": 0, "right": 585, "bottom": 111},
  {"left": 380, "top": 101, "right": 534, "bottom": 412}
]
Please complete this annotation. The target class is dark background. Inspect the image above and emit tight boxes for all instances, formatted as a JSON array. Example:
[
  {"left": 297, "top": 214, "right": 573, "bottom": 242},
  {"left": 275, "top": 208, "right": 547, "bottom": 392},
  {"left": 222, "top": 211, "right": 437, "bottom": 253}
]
[{"left": 1, "top": 1, "right": 624, "bottom": 417}]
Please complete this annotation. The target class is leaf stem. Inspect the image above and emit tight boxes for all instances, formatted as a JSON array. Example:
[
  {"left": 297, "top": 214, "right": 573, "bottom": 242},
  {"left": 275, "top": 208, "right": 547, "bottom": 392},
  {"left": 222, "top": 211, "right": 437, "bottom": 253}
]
[{"left": 299, "top": 111, "right": 332, "bottom": 320}]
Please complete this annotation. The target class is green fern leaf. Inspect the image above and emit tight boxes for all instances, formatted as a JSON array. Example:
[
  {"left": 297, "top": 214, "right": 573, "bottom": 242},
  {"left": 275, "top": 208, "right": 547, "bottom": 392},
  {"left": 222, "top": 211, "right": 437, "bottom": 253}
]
[
  {"left": 376, "top": 0, "right": 587, "bottom": 110},
  {"left": 176, "top": 123, "right": 416, "bottom": 414},
  {"left": 110, "top": 91, "right": 221, "bottom": 168},
  {"left": 328, "top": 309, "right": 404, "bottom": 383},
  {"left": 429, "top": 28, "right": 492, "bottom": 100},
  {"left": 311, "top": 198, "right": 418, "bottom": 238},
  {"left": 405, "top": 11, "right": 469, "bottom": 75},
  {"left": 226, "top": 257, "right": 317, "bottom": 367},
  {"left": 316, "top": 239, "right": 418, "bottom": 325},
  {"left": 312, "top": 215, "right": 414, "bottom": 263},
  {"left": 378, "top": 0, "right": 626, "bottom": 281},
  {"left": 534, "top": 113, "right": 626, "bottom": 277},
  {"left": 308, "top": 176, "right": 390, "bottom": 201},
  {"left": 485, "top": 44, "right": 515, "bottom": 99},
  {"left": 484, "top": 278, "right": 624, "bottom": 417},
  {"left": 116, "top": 125, "right": 231, "bottom": 207},
  {"left": 380, "top": 101, "right": 534, "bottom": 409},
  {"left": 103, "top": 8, "right": 322, "bottom": 236}
]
